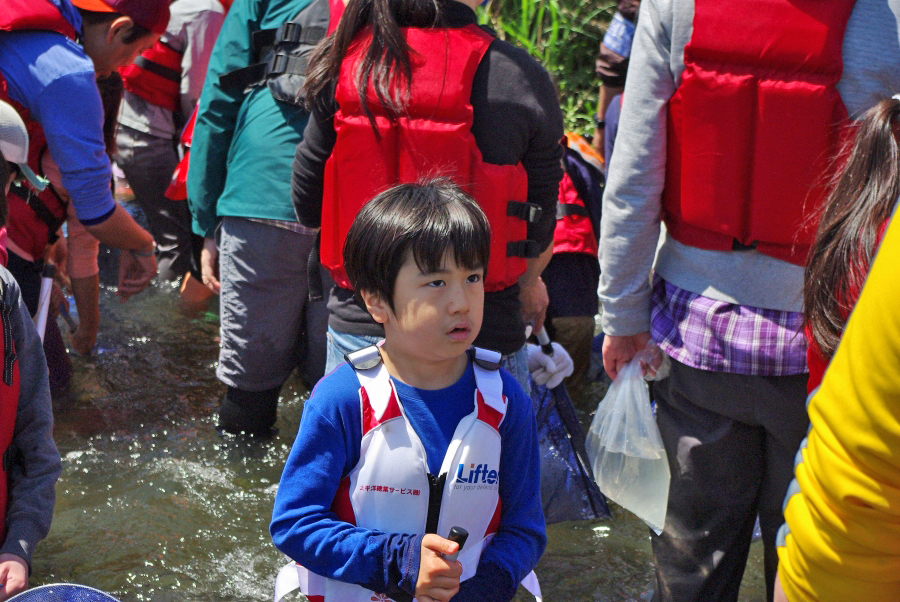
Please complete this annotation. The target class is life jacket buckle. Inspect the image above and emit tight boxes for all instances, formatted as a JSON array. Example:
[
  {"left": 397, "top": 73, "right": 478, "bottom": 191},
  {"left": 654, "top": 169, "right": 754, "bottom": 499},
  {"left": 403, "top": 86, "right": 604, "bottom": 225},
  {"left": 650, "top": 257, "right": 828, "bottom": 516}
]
[
  {"left": 268, "top": 53, "right": 289, "bottom": 76},
  {"left": 507, "top": 201, "right": 543, "bottom": 223},
  {"left": 277, "top": 22, "right": 303, "bottom": 44}
]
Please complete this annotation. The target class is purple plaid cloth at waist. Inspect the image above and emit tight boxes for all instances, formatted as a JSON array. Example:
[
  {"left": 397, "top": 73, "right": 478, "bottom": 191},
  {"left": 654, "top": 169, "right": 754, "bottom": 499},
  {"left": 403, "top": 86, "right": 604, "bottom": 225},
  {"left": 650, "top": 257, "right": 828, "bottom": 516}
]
[{"left": 650, "top": 274, "right": 808, "bottom": 376}]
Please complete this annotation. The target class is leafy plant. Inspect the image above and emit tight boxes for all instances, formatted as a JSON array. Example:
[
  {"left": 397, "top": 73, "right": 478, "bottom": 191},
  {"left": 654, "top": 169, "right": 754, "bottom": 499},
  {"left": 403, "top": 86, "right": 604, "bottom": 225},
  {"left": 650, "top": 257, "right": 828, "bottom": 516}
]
[{"left": 478, "top": 0, "right": 615, "bottom": 136}]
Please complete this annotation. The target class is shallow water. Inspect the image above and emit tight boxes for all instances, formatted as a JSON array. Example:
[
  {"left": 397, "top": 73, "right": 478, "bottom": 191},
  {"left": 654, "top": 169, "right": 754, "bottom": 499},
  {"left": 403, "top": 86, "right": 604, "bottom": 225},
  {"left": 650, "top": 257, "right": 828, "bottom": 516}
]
[{"left": 31, "top": 263, "right": 767, "bottom": 601}]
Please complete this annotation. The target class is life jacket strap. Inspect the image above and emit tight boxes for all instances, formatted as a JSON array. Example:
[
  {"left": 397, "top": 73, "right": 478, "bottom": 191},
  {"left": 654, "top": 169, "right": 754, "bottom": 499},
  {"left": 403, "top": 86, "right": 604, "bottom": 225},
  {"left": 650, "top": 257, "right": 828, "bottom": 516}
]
[
  {"left": 556, "top": 203, "right": 590, "bottom": 219},
  {"left": 133, "top": 55, "right": 180, "bottom": 83},
  {"left": 507, "top": 240, "right": 542, "bottom": 259},
  {"left": 506, "top": 201, "right": 542, "bottom": 223}
]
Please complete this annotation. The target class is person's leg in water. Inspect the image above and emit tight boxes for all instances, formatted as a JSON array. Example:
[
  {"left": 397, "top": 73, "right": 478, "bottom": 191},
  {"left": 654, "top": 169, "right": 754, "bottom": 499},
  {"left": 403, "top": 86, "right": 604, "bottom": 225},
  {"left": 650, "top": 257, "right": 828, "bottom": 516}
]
[{"left": 216, "top": 218, "right": 316, "bottom": 436}]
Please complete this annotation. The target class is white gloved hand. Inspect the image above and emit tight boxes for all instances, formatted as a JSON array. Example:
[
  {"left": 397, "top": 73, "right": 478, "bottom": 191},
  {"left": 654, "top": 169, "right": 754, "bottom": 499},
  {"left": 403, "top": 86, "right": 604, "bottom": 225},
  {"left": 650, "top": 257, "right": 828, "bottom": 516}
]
[{"left": 526, "top": 342, "right": 575, "bottom": 389}]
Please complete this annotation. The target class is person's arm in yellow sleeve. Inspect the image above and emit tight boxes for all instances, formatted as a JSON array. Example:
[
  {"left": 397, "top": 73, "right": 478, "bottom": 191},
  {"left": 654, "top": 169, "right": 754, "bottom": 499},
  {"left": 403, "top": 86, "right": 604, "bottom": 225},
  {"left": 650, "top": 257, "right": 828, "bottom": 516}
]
[{"left": 776, "top": 215, "right": 900, "bottom": 601}]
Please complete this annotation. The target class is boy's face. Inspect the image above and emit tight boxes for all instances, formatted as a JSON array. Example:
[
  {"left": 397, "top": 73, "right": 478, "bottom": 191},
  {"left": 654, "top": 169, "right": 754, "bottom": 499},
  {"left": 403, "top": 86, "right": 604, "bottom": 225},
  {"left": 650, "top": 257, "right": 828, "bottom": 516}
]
[{"left": 364, "top": 252, "right": 484, "bottom": 369}]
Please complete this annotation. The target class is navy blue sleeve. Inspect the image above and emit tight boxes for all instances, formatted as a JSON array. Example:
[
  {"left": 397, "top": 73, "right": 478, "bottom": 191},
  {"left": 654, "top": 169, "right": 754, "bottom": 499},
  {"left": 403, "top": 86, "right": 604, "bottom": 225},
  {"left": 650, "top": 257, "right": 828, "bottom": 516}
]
[
  {"left": 454, "top": 371, "right": 546, "bottom": 601},
  {"left": 270, "top": 364, "right": 421, "bottom": 597}
]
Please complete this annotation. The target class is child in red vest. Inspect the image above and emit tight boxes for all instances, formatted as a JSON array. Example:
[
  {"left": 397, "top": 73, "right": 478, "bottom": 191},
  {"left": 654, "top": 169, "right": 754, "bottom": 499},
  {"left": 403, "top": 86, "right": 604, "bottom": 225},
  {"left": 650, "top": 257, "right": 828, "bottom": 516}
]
[
  {"left": 0, "top": 99, "right": 62, "bottom": 599},
  {"left": 271, "top": 180, "right": 544, "bottom": 602}
]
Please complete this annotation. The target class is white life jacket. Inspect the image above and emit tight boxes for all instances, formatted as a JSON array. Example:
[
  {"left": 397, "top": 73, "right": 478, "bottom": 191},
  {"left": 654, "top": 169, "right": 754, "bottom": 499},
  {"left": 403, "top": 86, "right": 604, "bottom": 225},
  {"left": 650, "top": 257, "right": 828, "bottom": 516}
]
[{"left": 274, "top": 346, "right": 542, "bottom": 602}]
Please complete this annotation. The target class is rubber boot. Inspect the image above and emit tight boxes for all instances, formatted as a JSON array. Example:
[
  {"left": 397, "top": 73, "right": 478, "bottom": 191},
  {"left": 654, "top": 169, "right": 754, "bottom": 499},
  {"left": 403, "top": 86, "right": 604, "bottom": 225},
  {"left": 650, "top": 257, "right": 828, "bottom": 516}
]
[{"left": 217, "top": 386, "right": 280, "bottom": 436}]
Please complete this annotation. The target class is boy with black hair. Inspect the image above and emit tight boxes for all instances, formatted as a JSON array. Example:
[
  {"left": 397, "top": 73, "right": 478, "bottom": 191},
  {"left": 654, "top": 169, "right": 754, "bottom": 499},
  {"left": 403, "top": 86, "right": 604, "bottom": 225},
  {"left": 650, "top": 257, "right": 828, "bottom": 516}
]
[{"left": 271, "top": 180, "right": 544, "bottom": 602}]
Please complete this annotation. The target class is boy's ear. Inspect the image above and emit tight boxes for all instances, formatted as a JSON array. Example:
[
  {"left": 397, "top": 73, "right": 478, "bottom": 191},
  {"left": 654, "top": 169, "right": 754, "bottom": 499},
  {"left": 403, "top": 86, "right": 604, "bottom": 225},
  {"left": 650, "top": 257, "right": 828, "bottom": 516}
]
[
  {"left": 106, "top": 16, "right": 135, "bottom": 44},
  {"left": 359, "top": 289, "right": 390, "bottom": 324}
]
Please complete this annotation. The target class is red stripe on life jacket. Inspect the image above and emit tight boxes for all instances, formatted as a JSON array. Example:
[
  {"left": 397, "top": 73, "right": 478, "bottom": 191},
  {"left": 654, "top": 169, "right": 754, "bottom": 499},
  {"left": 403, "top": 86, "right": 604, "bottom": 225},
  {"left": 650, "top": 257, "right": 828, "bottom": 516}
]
[
  {"left": 330, "top": 476, "right": 357, "bottom": 525},
  {"left": 476, "top": 391, "right": 504, "bottom": 431},
  {"left": 360, "top": 385, "right": 403, "bottom": 435}
]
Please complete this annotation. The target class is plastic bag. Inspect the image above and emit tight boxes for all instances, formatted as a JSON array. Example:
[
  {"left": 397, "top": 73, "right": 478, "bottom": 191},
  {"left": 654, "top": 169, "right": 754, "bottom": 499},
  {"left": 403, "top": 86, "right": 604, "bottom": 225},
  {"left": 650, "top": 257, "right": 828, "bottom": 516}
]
[{"left": 585, "top": 348, "right": 670, "bottom": 533}]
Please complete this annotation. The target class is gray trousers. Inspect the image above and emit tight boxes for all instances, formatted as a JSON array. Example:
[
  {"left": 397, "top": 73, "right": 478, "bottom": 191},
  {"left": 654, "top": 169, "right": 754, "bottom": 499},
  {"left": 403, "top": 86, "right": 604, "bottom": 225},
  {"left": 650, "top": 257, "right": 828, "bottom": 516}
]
[
  {"left": 649, "top": 360, "right": 808, "bottom": 602},
  {"left": 217, "top": 217, "right": 328, "bottom": 391},
  {"left": 115, "top": 124, "right": 193, "bottom": 281}
]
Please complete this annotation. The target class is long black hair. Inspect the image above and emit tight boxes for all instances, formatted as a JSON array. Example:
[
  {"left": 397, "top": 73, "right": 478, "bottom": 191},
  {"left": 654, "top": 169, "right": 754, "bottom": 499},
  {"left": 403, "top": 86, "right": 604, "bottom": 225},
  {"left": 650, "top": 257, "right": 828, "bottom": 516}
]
[
  {"left": 804, "top": 97, "right": 900, "bottom": 358},
  {"left": 304, "top": 0, "right": 447, "bottom": 128}
]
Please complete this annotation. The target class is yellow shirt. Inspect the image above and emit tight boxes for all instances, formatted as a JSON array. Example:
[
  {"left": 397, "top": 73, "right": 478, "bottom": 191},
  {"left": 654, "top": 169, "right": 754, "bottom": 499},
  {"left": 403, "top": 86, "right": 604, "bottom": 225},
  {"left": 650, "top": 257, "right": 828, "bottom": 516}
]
[{"left": 777, "top": 215, "right": 900, "bottom": 600}]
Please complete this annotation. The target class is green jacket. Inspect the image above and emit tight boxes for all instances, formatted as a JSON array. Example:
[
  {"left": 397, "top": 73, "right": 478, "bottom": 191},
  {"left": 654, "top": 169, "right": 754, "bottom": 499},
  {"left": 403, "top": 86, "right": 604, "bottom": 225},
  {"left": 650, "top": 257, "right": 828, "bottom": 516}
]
[{"left": 187, "top": 0, "right": 312, "bottom": 238}]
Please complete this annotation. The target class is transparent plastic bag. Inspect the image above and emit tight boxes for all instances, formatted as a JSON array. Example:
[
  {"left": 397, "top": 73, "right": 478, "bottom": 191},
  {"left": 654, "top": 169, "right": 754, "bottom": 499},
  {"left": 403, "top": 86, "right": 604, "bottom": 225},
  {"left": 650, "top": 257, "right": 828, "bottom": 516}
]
[{"left": 585, "top": 347, "right": 670, "bottom": 533}]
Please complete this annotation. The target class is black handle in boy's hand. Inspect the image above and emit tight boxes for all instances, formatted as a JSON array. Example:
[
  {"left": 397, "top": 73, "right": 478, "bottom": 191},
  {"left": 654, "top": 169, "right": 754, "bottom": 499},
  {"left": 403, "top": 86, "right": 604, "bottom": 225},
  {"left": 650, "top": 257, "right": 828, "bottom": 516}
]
[{"left": 443, "top": 527, "right": 469, "bottom": 562}]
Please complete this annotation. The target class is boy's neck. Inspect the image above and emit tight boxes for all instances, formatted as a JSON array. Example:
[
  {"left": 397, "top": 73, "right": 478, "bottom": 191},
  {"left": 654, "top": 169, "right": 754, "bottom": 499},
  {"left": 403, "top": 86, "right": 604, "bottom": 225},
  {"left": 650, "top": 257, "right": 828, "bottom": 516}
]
[{"left": 378, "top": 343, "right": 469, "bottom": 390}]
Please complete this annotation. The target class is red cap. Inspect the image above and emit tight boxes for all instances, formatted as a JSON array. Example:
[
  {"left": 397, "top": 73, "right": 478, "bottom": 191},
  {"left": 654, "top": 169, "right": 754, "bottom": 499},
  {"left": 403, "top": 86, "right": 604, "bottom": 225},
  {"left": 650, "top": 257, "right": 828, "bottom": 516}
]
[{"left": 71, "top": 0, "right": 170, "bottom": 35}]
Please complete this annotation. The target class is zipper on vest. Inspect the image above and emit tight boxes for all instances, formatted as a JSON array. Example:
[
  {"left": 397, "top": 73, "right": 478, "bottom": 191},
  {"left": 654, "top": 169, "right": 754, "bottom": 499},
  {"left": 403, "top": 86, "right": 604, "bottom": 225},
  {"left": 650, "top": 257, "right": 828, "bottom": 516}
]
[{"left": 424, "top": 472, "right": 446, "bottom": 534}]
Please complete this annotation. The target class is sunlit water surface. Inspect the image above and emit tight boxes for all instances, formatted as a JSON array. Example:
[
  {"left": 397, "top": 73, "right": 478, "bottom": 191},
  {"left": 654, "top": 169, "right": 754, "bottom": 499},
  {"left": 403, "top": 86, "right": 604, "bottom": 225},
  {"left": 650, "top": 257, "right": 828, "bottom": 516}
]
[{"left": 31, "top": 247, "right": 766, "bottom": 601}]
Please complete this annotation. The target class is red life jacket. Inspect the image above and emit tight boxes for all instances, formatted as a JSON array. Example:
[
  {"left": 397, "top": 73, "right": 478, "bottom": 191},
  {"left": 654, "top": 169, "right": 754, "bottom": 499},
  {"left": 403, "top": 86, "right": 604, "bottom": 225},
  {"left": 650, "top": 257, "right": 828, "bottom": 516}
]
[
  {"left": 1, "top": 0, "right": 79, "bottom": 259},
  {"left": 320, "top": 24, "right": 538, "bottom": 292},
  {"left": 120, "top": 39, "right": 183, "bottom": 113},
  {"left": 0, "top": 279, "right": 23, "bottom": 544},
  {"left": 554, "top": 133, "right": 603, "bottom": 257},
  {"left": 165, "top": 107, "right": 198, "bottom": 201},
  {"left": 0, "top": 0, "right": 77, "bottom": 40},
  {"left": 661, "top": 0, "right": 856, "bottom": 266},
  {"left": 554, "top": 172, "right": 597, "bottom": 257},
  {"left": 0, "top": 92, "right": 68, "bottom": 261}
]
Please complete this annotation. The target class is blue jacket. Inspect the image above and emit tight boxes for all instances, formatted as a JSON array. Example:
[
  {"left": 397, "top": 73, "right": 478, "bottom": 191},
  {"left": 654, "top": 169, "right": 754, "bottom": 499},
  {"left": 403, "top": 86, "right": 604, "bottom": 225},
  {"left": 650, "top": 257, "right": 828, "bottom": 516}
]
[{"left": 271, "top": 359, "right": 546, "bottom": 601}]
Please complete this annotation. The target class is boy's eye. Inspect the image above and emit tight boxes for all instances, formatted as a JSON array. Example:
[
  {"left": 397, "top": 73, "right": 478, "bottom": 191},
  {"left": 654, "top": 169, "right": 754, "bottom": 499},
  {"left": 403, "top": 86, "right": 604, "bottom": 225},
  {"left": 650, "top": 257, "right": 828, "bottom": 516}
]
[
  {"left": 466, "top": 273, "right": 482, "bottom": 283},
  {"left": 427, "top": 279, "right": 445, "bottom": 287}
]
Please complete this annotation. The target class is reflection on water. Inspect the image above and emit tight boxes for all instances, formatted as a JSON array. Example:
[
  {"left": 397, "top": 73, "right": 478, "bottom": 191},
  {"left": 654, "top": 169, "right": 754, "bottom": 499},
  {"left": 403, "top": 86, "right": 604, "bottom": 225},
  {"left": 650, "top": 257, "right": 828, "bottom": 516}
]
[{"left": 32, "top": 278, "right": 766, "bottom": 601}]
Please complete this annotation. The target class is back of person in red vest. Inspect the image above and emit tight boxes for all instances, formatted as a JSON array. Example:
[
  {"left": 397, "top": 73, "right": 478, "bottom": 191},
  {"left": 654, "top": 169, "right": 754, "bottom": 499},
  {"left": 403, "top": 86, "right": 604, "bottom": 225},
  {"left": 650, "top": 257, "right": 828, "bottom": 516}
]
[{"left": 292, "top": 0, "right": 565, "bottom": 393}]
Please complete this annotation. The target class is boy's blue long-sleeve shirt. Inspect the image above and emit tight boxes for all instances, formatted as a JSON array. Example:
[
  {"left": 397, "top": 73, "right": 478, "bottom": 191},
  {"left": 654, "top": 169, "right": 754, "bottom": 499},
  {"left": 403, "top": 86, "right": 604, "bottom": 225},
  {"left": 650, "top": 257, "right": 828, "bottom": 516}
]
[
  {"left": 271, "top": 360, "right": 546, "bottom": 600},
  {"left": 0, "top": 0, "right": 117, "bottom": 225},
  {"left": 186, "top": 0, "right": 312, "bottom": 238}
]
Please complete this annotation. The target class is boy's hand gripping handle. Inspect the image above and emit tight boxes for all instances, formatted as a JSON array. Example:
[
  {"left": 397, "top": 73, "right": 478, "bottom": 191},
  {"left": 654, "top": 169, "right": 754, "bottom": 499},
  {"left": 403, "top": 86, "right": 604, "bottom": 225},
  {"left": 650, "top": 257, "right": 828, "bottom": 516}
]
[{"left": 443, "top": 526, "right": 469, "bottom": 562}]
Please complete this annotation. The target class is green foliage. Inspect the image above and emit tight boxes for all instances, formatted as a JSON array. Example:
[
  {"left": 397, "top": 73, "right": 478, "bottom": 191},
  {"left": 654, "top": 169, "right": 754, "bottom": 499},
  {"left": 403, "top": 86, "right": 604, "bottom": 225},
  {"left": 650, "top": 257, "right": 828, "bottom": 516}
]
[{"left": 478, "top": 0, "right": 614, "bottom": 136}]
